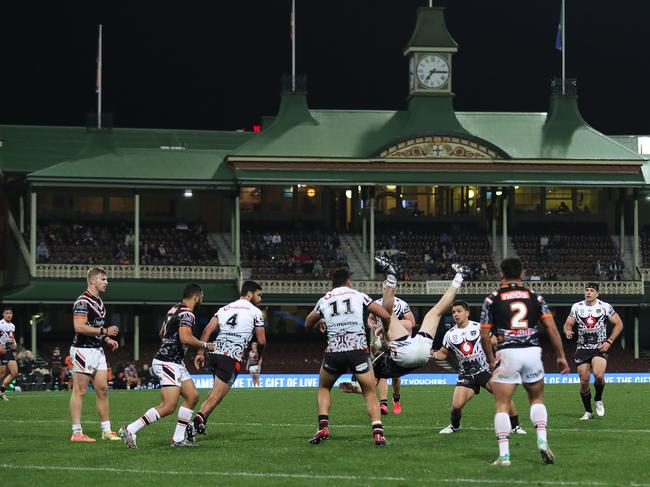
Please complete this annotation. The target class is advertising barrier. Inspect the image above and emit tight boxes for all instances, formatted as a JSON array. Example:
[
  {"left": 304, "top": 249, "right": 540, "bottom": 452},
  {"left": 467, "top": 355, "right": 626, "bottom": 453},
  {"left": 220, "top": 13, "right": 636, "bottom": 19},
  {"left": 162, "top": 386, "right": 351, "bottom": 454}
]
[{"left": 192, "top": 372, "right": 650, "bottom": 389}]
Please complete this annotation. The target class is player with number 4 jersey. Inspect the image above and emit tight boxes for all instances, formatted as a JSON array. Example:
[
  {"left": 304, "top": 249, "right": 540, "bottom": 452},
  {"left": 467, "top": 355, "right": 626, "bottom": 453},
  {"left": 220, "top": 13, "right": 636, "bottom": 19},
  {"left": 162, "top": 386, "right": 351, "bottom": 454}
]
[{"left": 192, "top": 281, "right": 266, "bottom": 437}]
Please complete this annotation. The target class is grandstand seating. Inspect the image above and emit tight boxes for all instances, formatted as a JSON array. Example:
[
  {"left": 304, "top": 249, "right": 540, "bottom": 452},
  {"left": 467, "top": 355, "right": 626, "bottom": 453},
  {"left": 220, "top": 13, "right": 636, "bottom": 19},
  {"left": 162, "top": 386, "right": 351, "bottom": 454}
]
[
  {"left": 511, "top": 223, "right": 623, "bottom": 280},
  {"left": 34, "top": 222, "right": 219, "bottom": 266},
  {"left": 241, "top": 229, "right": 346, "bottom": 280},
  {"left": 375, "top": 225, "right": 497, "bottom": 280}
]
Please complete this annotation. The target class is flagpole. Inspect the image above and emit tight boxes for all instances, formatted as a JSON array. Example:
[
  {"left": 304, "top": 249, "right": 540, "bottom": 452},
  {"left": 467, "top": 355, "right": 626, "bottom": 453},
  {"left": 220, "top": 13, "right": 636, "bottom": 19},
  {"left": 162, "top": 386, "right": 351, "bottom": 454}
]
[
  {"left": 560, "top": 0, "right": 566, "bottom": 95},
  {"left": 291, "top": 0, "right": 296, "bottom": 91},
  {"left": 97, "top": 24, "right": 103, "bottom": 129}
]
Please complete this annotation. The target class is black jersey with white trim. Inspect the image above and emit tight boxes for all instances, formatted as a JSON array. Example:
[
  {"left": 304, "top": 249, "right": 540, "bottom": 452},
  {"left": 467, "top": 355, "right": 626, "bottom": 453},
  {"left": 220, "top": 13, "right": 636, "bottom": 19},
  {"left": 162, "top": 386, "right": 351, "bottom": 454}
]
[
  {"left": 480, "top": 283, "right": 552, "bottom": 350},
  {"left": 154, "top": 304, "right": 196, "bottom": 365},
  {"left": 570, "top": 299, "right": 616, "bottom": 350},
  {"left": 72, "top": 291, "right": 106, "bottom": 348}
]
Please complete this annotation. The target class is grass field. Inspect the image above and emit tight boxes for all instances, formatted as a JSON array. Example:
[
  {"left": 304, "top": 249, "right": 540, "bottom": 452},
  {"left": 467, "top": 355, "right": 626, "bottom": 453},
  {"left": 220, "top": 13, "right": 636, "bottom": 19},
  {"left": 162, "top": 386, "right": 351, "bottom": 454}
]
[{"left": 1, "top": 384, "right": 649, "bottom": 486}]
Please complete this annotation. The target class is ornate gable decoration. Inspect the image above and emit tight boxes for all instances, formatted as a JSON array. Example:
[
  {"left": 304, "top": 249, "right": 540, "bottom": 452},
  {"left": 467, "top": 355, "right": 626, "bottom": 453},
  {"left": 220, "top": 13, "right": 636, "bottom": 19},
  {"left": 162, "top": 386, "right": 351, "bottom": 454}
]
[{"left": 380, "top": 135, "right": 503, "bottom": 159}]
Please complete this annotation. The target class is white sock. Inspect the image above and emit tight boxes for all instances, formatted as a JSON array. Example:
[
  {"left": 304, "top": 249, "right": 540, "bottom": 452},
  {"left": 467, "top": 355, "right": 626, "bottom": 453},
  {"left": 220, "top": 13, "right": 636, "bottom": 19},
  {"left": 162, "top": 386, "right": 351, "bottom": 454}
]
[
  {"left": 173, "top": 406, "right": 193, "bottom": 443},
  {"left": 452, "top": 273, "right": 464, "bottom": 288},
  {"left": 494, "top": 412, "right": 511, "bottom": 457},
  {"left": 385, "top": 275, "right": 397, "bottom": 288},
  {"left": 530, "top": 403, "right": 548, "bottom": 444},
  {"left": 100, "top": 420, "right": 112, "bottom": 433},
  {"left": 72, "top": 423, "right": 82, "bottom": 434},
  {"left": 128, "top": 407, "right": 161, "bottom": 434}
]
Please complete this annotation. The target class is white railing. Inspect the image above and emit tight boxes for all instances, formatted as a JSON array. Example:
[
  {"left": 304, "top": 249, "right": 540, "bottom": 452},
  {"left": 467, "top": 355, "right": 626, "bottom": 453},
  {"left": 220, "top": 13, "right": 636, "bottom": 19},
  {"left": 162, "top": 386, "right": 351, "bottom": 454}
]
[
  {"left": 640, "top": 268, "right": 650, "bottom": 280},
  {"left": 258, "top": 279, "right": 644, "bottom": 295},
  {"left": 32, "top": 265, "right": 645, "bottom": 295},
  {"left": 35, "top": 264, "right": 238, "bottom": 280}
]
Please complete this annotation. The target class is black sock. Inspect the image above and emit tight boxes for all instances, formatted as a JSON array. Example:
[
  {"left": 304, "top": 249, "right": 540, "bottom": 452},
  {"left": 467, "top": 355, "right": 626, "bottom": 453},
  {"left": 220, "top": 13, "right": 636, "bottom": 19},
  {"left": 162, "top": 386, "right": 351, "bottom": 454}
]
[
  {"left": 372, "top": 421, "right": 384, "bottom": 435},
  {"left": 594, "top": 381, "right": 605, "bottom": 402},
  {"left": 380, "top": 399, "right": 388, "bottom": 407},
  {"left": 0, "top": 386, "right": 5, "bottom": 393},
  {"left": 509, "top": 414, "right": 520, "bottom": 429},
  {"left": 392, "top": 393, "right": 401, "bottom": 403},
  {"left": 581, "top": 390, "right": 593, "bottom": 413},
  {"left": 451, "top": 409, "right": 462, "bottom": 429},
  {"left": 318, "top": 415, "right": 329, "bottom": 429}
]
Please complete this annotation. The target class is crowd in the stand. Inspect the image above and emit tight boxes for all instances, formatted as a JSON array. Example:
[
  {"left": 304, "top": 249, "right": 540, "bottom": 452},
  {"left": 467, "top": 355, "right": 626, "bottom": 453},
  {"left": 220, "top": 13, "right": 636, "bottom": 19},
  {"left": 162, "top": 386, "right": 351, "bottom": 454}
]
[
  {"left": 34, "top": 221, "right": 219, "bottom": 266},
  {"left": 242, "top": 230, "right": 347, "bottom": 279},
  {"left": 375, "top": 226, "right": 498, "bottom": 280}
]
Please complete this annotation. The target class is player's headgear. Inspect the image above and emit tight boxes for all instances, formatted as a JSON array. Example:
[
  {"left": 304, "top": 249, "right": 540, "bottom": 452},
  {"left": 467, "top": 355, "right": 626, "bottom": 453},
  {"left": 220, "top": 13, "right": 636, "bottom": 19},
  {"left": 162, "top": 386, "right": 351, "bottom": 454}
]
[{"left": 585, "top": 282, "right": 599, "bottom": 292}]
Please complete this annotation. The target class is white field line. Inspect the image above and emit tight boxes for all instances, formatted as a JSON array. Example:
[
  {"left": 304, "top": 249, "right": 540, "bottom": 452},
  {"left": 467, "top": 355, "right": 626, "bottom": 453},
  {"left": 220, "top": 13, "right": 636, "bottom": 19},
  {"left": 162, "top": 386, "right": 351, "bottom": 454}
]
[
  {"left": 0, "top": 418, "right": 648, "bottom": 434},
  {"left": 0, "top": 463, "right": 646, "bottom": 486}
]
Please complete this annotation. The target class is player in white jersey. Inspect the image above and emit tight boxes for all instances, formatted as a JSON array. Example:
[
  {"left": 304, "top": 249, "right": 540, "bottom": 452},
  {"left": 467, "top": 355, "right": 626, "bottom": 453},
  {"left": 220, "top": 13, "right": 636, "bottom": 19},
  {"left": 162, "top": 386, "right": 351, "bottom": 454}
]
[
  {"left": 432, "top": 300, "right": 524, "bottom": 435},
  {"left": 305, "top": 267, "right": 393, "bottom": 446},
  {"left": 372, "top": 258, "right": 468, "bottom": 381},
  {"left": 68, "top": 267, "right": 121, "bottom": 442},
  {"left": 246, "top": 342, "right": 262, "bottom": 387},
  {"left": 368, "top": 296, "right": 415, "bottom": 415},
  {"left": 0, "top": 306, "right": 18, "bottom": 401},
  {"left": 563, "top": 282, "right": 623, "bottom": 420},
  {"left": 119, "top": 283, "right": 214, "bottom": 448},
  {"left": 192, "top": 280, "right": 266, "bottom": 436}
]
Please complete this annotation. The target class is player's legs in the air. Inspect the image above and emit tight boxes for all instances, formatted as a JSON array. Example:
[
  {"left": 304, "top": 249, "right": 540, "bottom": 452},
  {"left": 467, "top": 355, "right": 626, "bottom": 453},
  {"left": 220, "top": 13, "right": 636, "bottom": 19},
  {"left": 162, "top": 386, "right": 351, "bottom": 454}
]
[
  {"left": 577, "top": 362, "right": 594, "bottom": 420},
  {"left": 591, "top": 356, "right": 607, "bottom": 417}
]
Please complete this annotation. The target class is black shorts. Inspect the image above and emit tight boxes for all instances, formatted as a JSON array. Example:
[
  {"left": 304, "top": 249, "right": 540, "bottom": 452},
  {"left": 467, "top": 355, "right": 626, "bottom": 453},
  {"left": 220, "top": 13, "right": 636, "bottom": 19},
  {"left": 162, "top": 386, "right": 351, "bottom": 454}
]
[
  {"left": 456, "top": 370, "right": 492, "bottom": 394},
  {"left": 373, "top": 353, "right": 415, "bottom": 379},
  {"left": 575, "top": 349, "right": 608, "bottom": 366},
  {"left": 0, "top": 349, "right": 16, "bottom": 366},
  {"left": 207, "top": 354, "right": 242, "bottom": 387},
  {"left": 322, "top": 350, "right": 372, "bottom": 376}
]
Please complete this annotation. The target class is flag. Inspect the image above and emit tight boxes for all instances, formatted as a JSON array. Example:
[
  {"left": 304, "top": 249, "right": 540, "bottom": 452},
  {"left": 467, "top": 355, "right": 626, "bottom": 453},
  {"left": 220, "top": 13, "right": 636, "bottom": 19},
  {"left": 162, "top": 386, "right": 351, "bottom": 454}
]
[{"left": 555, "top": 22, "right": 562, "bottom": 51}]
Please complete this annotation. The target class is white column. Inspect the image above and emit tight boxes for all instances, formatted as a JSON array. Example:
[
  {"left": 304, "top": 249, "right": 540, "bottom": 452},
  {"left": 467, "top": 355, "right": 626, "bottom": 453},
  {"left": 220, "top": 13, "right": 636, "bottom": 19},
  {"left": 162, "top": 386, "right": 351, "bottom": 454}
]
[
  {"left": 235, "top": 194, "right": 241, "bottom": 268},
  {"left": 634, "top": 316, "right": 639, "bottom": 360},
  {"left": 620, "top": 195, "right": 625, "bottom": 257},
  {"left": 30, "top": 192, "right": 37, "bottom": 276},
  {"left": 502, "top": 194, "right": 508, "bottom": 259},
  {"left": 19, "top": 196, "right": 24, "bottom": 233},
  {"left": 369, "top": 198, "right": 375, "bottom": 280},
  {"left": 134, "top": 315, "right": 140, "bottom": 361},
  {"left": 634, "top": 196, "right": 639, "bottom": 273},
  {"left": 362, "top": 215, "right": 367, "bottom": 253},
  {"left": 134, "top": 194, "right": 141, "bottom": 278},
  {"left": 31, "top": 316, "right": 37, "bottom": 358}
]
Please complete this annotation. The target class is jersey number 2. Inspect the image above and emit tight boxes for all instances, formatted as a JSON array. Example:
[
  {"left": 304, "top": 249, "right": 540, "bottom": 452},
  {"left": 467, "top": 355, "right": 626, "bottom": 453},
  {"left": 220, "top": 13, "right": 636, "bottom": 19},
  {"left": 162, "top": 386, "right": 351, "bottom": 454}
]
[{"left": 509, "top": 302, "right": 528, "bottom": 329}]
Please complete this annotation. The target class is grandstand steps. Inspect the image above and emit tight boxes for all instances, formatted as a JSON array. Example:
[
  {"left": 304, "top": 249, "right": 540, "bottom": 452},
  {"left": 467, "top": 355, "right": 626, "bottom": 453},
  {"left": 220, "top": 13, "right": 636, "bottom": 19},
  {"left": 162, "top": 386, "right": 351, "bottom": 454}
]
[
  {"left": 612, "top": 235, "right": 635, "bottom": 279},
  {"left": 211, "top": 233, "right": 235, "bottom": 266},
  {"left": 489, "top": 236, "right": 519, "bottom": 264},
  {"left": 340, "top": 234, "right": 370, "bottom": 279}
]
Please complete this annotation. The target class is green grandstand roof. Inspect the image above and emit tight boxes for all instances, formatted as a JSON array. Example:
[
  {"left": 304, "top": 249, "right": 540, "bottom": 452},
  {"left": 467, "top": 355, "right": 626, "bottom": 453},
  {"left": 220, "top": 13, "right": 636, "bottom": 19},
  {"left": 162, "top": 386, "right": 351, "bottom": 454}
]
[
  {"left": 0, "top": 124, "right": 253, "bottom": 174},
  {"left": 0, "top": 279, "right": 238, "bottom": 305}
]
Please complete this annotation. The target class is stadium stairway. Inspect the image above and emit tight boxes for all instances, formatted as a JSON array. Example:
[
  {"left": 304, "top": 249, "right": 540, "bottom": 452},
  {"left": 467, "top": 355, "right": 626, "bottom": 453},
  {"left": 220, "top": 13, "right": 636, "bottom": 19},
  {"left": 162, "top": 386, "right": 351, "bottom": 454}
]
[
  {"left": 612, "top": 235, "right": 635, "bottom": 279},
  {"left": 340, "top": 234, "right": 370, "bottom": 279},
  {"left": 211, "top": 233, "right": 235, "bottom": 265},
  {"left": 489, "top": 236, "right": 519, "bottom": 264}
]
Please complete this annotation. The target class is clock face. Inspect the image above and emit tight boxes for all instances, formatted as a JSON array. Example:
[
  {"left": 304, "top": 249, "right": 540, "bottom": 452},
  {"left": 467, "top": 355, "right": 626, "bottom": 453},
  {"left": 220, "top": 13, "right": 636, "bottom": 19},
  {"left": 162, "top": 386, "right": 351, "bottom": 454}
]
[{"left": 416, "top": 55, "right": 450, "bottom": 89}]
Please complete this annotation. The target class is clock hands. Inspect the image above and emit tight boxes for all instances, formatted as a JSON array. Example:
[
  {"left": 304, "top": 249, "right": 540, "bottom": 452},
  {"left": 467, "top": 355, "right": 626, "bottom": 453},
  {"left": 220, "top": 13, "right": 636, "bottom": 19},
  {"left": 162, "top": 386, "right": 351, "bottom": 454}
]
[{"left": 425, "top": 68, "right": 449, "bottom": 81}]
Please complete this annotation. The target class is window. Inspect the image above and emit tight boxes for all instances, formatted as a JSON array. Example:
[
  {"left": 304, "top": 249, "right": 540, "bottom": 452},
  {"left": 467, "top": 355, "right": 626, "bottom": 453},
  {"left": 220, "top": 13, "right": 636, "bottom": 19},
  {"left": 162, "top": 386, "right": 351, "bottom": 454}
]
[
  {"left": 576, "top": 188, "right": 598, "bottom": 214},
  {"left": 545, "top": 187, "right": 573, "bottom": 214},
  {"left": 514, "top": 187, "right": 541, "bottom": 212}
]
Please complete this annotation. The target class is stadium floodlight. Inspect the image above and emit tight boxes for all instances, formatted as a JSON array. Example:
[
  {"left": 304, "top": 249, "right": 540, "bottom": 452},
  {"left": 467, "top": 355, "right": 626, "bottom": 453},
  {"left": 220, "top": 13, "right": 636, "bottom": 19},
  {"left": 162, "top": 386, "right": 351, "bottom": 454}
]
[{"left": 184, "top": 189, "right": 193, "bottom": 198}]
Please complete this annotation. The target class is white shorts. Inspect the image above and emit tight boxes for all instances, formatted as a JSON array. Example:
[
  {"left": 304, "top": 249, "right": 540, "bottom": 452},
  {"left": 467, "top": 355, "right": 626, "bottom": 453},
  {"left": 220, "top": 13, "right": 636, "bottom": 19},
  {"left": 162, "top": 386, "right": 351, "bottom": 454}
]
[
  {"left": 391, "top": 334, "right": 433, "bottom": 369},
  {"left": 70, "top": 346, "right": 107, "bottom": 375},
  {"left": 248, "top": 365, "right": 260, "bottom": 374},
  {"left": 492, "top": 347, "right": 544, "bottom": 384},
  {"left": 152, "top": 359, "right": 192, "bottom": 387}
]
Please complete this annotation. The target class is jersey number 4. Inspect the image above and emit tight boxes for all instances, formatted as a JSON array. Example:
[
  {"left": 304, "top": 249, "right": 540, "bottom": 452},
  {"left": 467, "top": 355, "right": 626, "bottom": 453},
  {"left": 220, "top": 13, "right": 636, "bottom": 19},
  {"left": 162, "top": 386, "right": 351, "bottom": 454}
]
[
  {"left": 226, "top": 314, "right": 238, "bottom": 327},
  {"left": 509, "top": 302, "right": 529, "bottom": 329},
  {"left": 329, "top": 299, "right": 353, "bottom": 317}
]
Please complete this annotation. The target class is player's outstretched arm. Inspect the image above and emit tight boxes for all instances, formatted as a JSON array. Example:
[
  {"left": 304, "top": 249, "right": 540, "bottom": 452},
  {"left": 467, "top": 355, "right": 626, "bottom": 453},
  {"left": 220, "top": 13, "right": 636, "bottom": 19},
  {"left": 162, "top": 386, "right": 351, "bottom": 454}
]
[
  {"left": 179, "top": 326, "right": 214, "bottom": 351},
  {"left": 431, "top": 346, "right": 449, "bottom": 361},
  {"left": 541, "top": 316, "right": 570, "bottom": 374},
  {"left": 563, "top": 315, "right": 576, "bottom": 339}
]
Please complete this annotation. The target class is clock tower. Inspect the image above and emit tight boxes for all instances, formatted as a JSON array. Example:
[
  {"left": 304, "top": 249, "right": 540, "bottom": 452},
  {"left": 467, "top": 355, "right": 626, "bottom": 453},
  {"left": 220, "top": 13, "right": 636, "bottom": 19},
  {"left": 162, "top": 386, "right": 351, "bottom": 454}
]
[{"left": 405, "top": 7, "right": 458, "bottom": 96}]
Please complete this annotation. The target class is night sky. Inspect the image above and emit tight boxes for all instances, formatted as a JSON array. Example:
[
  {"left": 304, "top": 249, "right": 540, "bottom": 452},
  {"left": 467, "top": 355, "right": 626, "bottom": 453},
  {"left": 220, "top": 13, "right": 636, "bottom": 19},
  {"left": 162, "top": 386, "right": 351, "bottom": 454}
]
[{"left": 2, "top": 0, "right": 649, "bottom": 135}]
